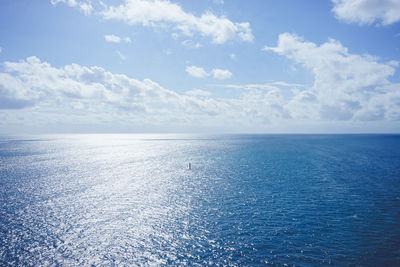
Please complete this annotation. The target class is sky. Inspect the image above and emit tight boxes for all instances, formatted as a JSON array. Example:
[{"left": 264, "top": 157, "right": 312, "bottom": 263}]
[{"left": 0, "top": 0, "right": 400, "bottom": 134}]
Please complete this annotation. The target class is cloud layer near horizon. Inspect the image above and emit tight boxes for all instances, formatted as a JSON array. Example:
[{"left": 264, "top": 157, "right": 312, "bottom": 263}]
[
  {"left": 1, "top": 31, "right": 399, "bottom": 132},
  {"left": 0, "top": 57, "right": 230, "bottom": 125}
]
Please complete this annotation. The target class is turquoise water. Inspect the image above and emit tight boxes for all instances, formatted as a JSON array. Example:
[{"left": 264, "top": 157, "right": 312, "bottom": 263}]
[{"left": 0, "top": 134, "right": 399, "bottom": 266}]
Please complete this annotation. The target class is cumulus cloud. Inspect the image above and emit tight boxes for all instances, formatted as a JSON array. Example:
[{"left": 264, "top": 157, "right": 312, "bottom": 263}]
[
  {"left": 0, "top": 73, "right": 37, "bottom": 109},
  {"left": 185, "top": 65, "right": 209, "bottom": 78},
  {"left": 332, "top": 0, "right": 400, "bottom": 25},
  {"left": 212, "top": 83, "right": 292, "bottom": 123},
  {"left": 185, "top": 89, "right": 212, "bottom": 97},
  {"left": 186, "top": 65, "right": 232, "bottom": 79},
  {"left": 0, "top": 56, "right": 176, "bottom": 110},
  {"left": 52, "top": 0, "right": 253, "bottom": 44},
  {"left": 0, "top": 57, "right": 232, "bottom": 122},
  {"left": 104, "top": 34, "right": 121, "bottom": 43},
  {"left": 50, "top": 0, "right": 93, "bottom": 15},
  {"left": 100, "top": 0, "right": 253, "bottom": 44},
  {"left": 79, "top": 2, "right": 93, "bottom": 15},
  {"left": 211, "top": 68, "right": 232, "bottom": 80},
  {"left": 0, "top": 57, "right": 296, "bottom": 132},
  {"left": 263, "top": 32, "right": 400, "bottom": 121},
  {"left": 2, "top": 52, "right": 400, "bottom": 132}
]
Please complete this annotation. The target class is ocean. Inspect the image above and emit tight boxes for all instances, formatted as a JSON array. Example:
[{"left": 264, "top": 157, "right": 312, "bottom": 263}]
[{"left": 0, "top": 134, "right": 399, "bottom": 266}]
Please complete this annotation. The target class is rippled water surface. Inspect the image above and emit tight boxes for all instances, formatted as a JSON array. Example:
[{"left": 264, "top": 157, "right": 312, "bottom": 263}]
[{"left": 1, "top": 134, "right": 400, "bottom": 266}]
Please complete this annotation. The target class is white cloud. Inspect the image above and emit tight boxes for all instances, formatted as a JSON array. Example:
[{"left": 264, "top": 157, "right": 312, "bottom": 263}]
[
  {"left": 104, "top": 34, "right": 121, "bottom": 43},
  {"left": 185, "top": 89, "right": 212, "bottom": 97},
  {"left": 0, "top": 57, "right": 292, "bottom": 132},
  {"left": 215, "top": 82, "right": 304, "bottom": 90},
  {"left": 123, "top": 37, "right": 132, "bottom": 43},
  {"left": 185, "top": 65, "right": 209, "bottom": 78},
  {"left": 213, "top": 0, "right": 224, "bottom": 4},
  {"left": 51, "top": 0, "right": 93, "bottom": 15},
  {"left": 2, "top": 54, "right": 400, "bottom": 133},
  {"left": 52, "top": 0, "right": 253, "bottom": 44},
  {"left": 104, "top": 34, "right": 131, "bottom": 43},
  {"left": 211, "top": 68, "right": 232, "bottom": 80},
  {"left": 79, "top": 1, "right": 93, "bottom": 15},
  {"left": 229, "top": 53, "right": 236, "bottom": 60},
  {"left": 268, "top": 81, "right": 304, "bottom": 87},
  {"left": 263, "top": 32, "right": 400, "bottom": 121},
  {"left": 186, "top": 66, "right": 233, "bottom": 80},
  {"left": 0, "top": 56, "right": 179, "bottom": 110},
  {"left": 116, "top": 50, "right": 126, "bottom": 61},
  {"left": 100, "top": 0, "right": 253, "bottom": 44},
  {"left": 181, "top": 40, "right": 202, "bottom": 49},
  {"left": 332, "top": 0, "right": 400, "bottom": 25},
  {"left": 216, "top": 83, "right": 291, "bottom": 123},
  {"left": 0, "top": 73, "right": 37, "bottom": 109},
  {"left": 0, "top": 57, "right": 232, "bottom": 124},
  {"left": 51, "top": 0, "right": 77, "bottom": 6}
]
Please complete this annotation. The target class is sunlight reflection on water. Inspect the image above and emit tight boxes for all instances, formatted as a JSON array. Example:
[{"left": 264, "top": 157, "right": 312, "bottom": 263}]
[{"left": 1, "top": 134, "right": 400, "bottom": 265}]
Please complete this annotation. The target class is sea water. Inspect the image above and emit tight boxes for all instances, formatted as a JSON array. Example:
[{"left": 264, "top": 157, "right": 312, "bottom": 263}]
[{"left": 0, "top": 134, "right": 399, "bottom": 266}]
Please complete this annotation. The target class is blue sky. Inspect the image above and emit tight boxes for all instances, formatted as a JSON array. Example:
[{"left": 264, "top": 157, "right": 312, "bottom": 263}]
[{"left": 1, "top": 0, "right": 400, "bottom": 133}]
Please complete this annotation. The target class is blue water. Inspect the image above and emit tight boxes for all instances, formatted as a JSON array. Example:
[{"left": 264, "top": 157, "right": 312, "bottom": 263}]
[{"left": 0, "top": 134, "right": 399, "bottom": 266}]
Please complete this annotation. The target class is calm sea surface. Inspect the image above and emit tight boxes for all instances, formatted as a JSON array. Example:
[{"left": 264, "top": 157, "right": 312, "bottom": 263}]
[{"left": 0, "top": 134, "right": 399, "bottom": 266}]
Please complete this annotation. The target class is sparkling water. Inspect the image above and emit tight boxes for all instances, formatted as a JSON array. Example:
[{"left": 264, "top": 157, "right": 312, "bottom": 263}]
[{"left": 1, "top": 134, "right": 399, "bottom": 266}]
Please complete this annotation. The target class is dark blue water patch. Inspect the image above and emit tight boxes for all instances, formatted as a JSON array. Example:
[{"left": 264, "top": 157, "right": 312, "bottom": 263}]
[{"left": 0, "top": 134, "right": 399, "bottom": 266}]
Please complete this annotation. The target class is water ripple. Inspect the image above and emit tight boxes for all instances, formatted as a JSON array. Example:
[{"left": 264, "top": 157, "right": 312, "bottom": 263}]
[{"left": 0, "top": 134, "right": 400, "bottom": 266}]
